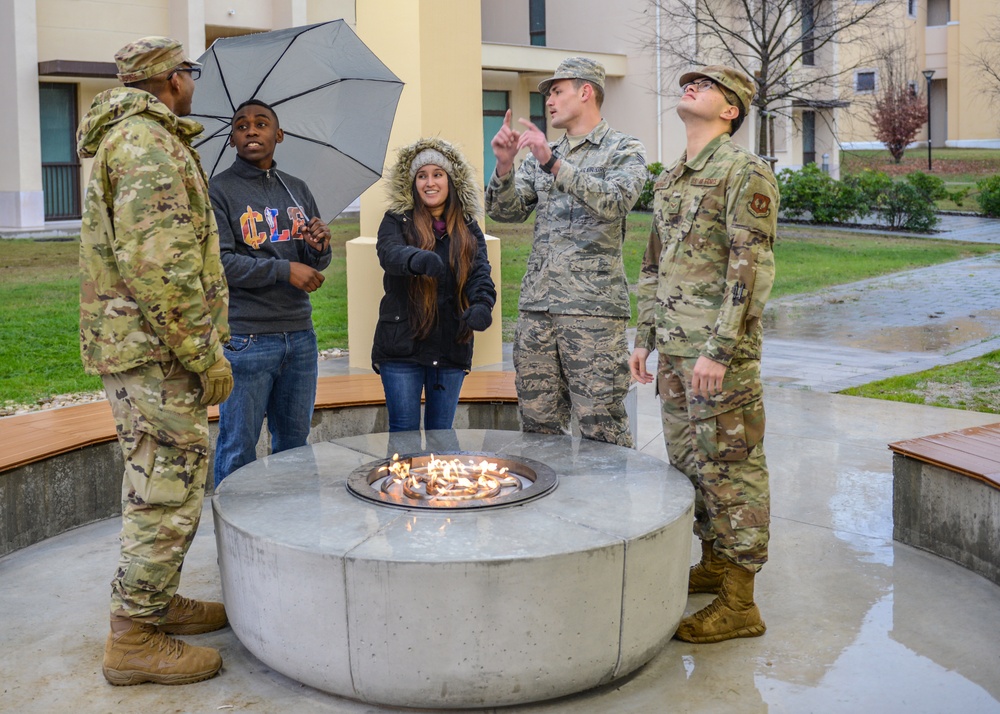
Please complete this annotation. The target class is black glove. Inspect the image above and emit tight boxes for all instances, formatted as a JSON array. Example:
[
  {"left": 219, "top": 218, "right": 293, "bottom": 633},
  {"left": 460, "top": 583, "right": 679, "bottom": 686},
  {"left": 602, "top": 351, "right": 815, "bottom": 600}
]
[
  {"left": 461, "top": 303, "right": 493, "bottom": 331},
  {"left": 409, "top": 250, "right": 446, "bottom": 280}
]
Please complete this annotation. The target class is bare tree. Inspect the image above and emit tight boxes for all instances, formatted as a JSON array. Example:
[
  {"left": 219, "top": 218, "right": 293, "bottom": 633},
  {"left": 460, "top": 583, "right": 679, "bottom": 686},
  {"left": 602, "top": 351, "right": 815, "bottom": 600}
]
[
  {"left": 868, "top": 38, "right": 926, "bottom": 164},
  {"left": 968, "top": 14, "right": 1000, "bottom": 118},
  {"left": 643, "top": 0, "right": 894, "bottom": 157}
]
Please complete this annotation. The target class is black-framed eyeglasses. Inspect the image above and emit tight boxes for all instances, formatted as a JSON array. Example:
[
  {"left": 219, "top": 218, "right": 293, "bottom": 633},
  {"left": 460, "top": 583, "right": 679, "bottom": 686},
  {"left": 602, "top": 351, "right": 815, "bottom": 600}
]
[
  {"left": 681, "top": 78, "right": 718, "bottom": 94},
  {"left": 170, "top": 66, "right": 202, "bottom": 81}
]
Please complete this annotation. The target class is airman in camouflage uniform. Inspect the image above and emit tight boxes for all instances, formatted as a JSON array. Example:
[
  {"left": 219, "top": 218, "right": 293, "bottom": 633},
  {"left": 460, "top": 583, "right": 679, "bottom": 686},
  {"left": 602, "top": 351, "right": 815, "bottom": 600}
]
[
  {"left": 629, "top": 65, "right": 778, "bottom": 644},
  {"left": 486, "top": 57, "right": 647, "bottom": 447},
  {"left": 78, "top": 36, "right": 233, "bottom": 685}
]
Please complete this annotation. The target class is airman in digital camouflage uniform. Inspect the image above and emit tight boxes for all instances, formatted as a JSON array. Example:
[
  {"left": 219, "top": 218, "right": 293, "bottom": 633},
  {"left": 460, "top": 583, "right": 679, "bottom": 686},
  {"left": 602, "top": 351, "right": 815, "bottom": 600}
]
[
  {"left": 629, "top": 65, "right": 778, "bottom": 643},
  {"left": 487, "top": 57, "right": 647, "bottom": 447},
  {"left": 78, "top": 36, "right": 234, "bottom": 685}
]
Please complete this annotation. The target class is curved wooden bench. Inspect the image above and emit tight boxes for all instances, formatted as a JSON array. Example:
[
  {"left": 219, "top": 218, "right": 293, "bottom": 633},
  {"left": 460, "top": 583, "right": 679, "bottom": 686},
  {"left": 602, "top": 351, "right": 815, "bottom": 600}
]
[
  {"left": 890, "top": 423, "right": 1000, "bottom": 587},
  {"left": 0, "top": 372, "right": 518, "bottom": 557}
]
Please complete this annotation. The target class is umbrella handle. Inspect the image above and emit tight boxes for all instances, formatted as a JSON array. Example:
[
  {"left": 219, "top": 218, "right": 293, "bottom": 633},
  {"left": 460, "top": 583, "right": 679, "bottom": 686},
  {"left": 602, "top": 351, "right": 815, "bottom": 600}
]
[{"left": 275, "top": 172, "right": 311, "bottom": 222}]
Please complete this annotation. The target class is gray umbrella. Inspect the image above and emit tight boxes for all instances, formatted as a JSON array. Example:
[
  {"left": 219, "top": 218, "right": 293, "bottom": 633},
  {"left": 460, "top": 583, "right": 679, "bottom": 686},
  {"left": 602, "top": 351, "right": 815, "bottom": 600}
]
[{"left": 190, "top": 20, "right": 403, "bottom": 220}]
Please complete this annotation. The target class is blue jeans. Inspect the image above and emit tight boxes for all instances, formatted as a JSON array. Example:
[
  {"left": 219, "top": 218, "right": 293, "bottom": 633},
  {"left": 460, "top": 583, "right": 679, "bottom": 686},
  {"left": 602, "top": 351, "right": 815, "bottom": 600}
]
[
  {"left": 378, "top": 361, "right": 466, "bottom": 432},
  {"left": 214, "top": 330, "right": 318, "bottom": 487}
]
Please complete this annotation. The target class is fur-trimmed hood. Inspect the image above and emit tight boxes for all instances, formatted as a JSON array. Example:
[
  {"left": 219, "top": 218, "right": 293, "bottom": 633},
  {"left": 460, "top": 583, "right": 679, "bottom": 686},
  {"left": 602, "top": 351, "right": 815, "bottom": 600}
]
[{"left": 385, "top": 137, "right": 482, "bottom": 220}]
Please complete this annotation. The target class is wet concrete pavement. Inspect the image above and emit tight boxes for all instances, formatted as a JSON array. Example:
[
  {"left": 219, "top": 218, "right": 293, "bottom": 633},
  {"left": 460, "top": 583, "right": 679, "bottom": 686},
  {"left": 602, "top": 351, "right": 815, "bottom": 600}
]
[{"left": 763, "top": 216, "right": 1000, "bottom": 391}]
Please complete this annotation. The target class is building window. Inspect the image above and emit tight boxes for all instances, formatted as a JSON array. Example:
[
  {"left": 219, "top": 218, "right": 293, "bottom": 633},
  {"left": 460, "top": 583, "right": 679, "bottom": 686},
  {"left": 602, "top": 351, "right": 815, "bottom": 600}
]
[
  {"left": 801, "top": 0, "right": 816, "bottom": 66},
  {"left": 927, "top": 0, "right": 949, "bottom": 26},
  {"left": 855, "top": 70, "right": 876, "bottom": 93},
  {"left": 529, "top": 0, "right": 546, "bottom": 46},
  {"left": 482, "top": 90, "right": 510, "bottom": 183},
  {"left": 530, "top": 92, "right": 546, "bottom": 134},
  {"left": 39, "top": 82, "right": 81, "bottom": 219},
  {"left": 802, "top": 110, "right": 816, "bottom": 165}
]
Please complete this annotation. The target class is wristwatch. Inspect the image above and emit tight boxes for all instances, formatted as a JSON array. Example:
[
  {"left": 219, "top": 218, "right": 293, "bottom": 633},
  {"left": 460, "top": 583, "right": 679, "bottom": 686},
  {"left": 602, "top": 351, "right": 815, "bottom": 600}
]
[{"left": 540, "top": 150, "right": 560, "bottom": 174}]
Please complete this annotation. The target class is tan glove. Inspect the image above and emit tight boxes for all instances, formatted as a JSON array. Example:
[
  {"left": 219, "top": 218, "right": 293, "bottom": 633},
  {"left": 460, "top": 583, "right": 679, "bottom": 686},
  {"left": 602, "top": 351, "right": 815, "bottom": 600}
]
[{"left": 199, "top": 356, "right": 233, "bottom": 406}]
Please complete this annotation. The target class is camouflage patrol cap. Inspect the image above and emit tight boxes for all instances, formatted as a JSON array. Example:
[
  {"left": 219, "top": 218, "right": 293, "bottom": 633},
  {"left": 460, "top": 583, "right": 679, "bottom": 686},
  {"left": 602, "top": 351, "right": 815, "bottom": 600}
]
[
  {"left": 115, "top": 36, "right": 200, "bottom": 84},
  {"left": 679, "top": 65, "right": 756, "bottom": 114},
  {"left": 538, "top": 57, "right": 606, "bottom": 95}
]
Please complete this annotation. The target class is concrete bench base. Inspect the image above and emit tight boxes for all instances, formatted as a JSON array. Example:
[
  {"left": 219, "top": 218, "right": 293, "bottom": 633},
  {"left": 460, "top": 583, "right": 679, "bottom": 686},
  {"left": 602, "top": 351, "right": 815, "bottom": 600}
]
[{"left": 892, "top": 453, "right": 1000, "bottom": 587}]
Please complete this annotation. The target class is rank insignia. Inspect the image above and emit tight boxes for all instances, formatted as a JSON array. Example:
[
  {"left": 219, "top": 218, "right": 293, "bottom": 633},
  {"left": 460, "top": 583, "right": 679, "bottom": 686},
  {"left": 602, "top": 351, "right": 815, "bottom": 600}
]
[{"left": 748, "top": 193, "right": 771, "bottom": 218}]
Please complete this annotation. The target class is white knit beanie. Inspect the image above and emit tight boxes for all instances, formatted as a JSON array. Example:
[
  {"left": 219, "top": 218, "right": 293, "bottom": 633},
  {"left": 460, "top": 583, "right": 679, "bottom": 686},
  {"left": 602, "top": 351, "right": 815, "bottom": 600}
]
[{"left": 409, "top": 148, "right": 454, "bottom": 180}]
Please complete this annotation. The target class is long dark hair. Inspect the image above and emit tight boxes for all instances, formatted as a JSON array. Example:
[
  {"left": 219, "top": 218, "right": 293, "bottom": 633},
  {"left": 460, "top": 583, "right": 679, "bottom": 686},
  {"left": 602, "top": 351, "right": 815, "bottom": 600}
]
[{"left": 406, "top": 175, "right": 477, "bottom": 343}]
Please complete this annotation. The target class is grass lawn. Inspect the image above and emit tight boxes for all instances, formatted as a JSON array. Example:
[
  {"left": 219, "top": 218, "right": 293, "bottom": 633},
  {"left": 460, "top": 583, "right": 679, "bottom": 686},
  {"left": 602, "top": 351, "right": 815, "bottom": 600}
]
[
  {"left": 841, "top": 350, "right": 1000, "bottom": 414},
  {"left": 4, "top": 218, "right": 1000, "bottom": 407},
  {"left": 841, "top": 147, "right": 1000, "bottom": 211}
]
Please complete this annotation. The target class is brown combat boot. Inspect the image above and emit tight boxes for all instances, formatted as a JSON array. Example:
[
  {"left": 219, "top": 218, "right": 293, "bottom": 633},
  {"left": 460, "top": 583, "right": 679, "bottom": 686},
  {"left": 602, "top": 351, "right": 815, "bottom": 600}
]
[
  {"left": 688, "top": 539, "right": 726, "bottom": 594},
  {"left": 674, "top": 563, "right": 766, "bottom": 644},
  {"left": 159, "top": 594, "right": 228, "bottom": 635},
  {"left": 103, "top": 616, "right": 222, "bottom": 685}
]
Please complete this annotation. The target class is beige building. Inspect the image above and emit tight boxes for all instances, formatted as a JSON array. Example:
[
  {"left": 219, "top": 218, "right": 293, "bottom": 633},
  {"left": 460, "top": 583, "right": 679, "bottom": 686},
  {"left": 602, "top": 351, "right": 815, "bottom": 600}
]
[
  {"left": 2, "top": 0, "right": 768, "bottom": 231},
  {"left": 12, "top": 1, "right": 995, "bottom": 230},
  {"left": 839, "top": 0, "right": 1000, "bottom": 151}
]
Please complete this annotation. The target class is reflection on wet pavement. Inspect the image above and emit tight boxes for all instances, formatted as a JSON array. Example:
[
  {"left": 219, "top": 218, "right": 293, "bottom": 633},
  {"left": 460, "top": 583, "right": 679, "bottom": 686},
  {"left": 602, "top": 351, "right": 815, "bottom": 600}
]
[
  {"left": 762, "top": 254, "right": 1000, "bottom": 391},
  {"left": 765, "top": 255, "right": 1000, "bottom": 353}
]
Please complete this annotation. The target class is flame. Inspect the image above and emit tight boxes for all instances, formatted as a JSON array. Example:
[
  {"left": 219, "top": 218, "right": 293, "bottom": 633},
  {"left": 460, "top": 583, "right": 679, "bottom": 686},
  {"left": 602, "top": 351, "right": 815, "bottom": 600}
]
[{"left": 379, "top": 453, "right": 521, "bottom": 503}]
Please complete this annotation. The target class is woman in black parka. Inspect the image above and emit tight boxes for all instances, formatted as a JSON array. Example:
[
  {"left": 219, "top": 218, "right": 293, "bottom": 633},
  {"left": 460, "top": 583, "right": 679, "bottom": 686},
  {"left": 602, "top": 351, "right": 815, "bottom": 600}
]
[{"left": 372, "top": 138, "right": 496, "bottom": 432}]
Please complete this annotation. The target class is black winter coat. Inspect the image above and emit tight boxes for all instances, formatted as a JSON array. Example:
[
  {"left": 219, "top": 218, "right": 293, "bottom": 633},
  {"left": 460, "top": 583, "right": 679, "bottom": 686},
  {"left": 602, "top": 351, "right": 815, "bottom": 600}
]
[{"left": 371, "top": 211, "right": 496, "bottom": 372}]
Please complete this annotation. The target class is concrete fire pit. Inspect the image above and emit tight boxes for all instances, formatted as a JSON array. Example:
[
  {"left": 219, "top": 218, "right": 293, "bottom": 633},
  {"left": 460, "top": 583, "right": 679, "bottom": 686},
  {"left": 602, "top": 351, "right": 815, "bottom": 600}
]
[{"left": 213, "top": 429, "right": 694, "bottom": 709}]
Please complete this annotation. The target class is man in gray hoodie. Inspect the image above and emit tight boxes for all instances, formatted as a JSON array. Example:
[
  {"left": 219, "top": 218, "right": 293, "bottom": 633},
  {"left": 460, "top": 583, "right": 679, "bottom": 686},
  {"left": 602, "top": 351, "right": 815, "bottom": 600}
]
[{"left": 210, "top": 99, "right": 332, "bottom": 487}]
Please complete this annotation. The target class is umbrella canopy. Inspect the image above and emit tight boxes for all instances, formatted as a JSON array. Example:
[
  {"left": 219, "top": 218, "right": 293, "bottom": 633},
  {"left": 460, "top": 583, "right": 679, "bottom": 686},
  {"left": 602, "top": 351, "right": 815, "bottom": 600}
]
[{"left": 190, "top": 20, "right": 403, "bottom": 220}]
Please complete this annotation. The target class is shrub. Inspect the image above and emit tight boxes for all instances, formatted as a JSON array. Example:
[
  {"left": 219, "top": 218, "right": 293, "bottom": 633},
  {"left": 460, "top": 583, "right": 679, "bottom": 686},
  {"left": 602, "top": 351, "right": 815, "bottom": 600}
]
[
  {"left": 873, "top": 181, "right": 939, "bottom": 231},
  {"left": 906, "top": 171, "right": 968, "bottom": 207},
  {"left": 634, "top": 162, "right": 665, "bottom": 211},
  {"left": 904, "top": 171, "right": 949, "bottom": 202},
  {"left": 842, "top": 168, "right": 893, "bottom": 217},
  {"left": 778, "top": 163, "right": 862, "bottom": 223},
  {"left": 977, "top": 175, "right": 1000, "bottom": 217}
]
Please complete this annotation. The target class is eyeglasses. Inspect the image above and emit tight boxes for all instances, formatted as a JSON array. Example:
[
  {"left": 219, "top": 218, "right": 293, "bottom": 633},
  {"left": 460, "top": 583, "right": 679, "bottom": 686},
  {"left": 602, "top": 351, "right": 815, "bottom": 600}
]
[
  {"left": 681, "top": 78, "right": 718, "bottom": 94},
  {"left": 170, "top": 66, "right": 202, "bottom": 81}
]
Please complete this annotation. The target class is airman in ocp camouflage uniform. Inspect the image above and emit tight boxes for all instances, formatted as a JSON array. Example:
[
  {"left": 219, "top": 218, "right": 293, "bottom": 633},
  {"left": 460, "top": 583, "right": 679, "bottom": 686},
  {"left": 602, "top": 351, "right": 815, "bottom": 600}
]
[
  {"left": 487, "top": 57, "right": 647, "bottom": 447},
  {"left": 629, "top": 65, "right": 778, "bottom": 645},
  {"left": 77, "top": 36, "right": 234, "bottom": 686}
]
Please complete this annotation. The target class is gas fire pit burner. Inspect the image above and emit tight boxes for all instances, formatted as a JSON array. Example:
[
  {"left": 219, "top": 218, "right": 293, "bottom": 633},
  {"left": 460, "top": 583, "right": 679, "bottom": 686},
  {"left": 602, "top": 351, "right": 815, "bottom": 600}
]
[{"left": 347, "top": 451, "right": 557, "bottom": 510}]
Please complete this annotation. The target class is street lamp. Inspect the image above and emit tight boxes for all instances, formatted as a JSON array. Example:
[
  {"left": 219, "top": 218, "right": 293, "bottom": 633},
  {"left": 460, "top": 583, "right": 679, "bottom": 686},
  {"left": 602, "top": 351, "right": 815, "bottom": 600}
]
[{"left": 922, "top": 69, "right": 935, "bottom": 171}]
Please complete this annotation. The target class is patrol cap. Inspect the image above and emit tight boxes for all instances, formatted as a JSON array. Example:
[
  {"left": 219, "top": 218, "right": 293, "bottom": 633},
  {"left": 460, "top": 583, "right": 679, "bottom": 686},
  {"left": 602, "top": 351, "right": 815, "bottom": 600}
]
[
  {"left": 679, "top": 65, "right": 756, "bottom": 115},
  {"left": 115, "top": 36, "right": 200, "bottom": 84},
  {"left": 538, "top": 56, "right": 606, "bottom": 95}
]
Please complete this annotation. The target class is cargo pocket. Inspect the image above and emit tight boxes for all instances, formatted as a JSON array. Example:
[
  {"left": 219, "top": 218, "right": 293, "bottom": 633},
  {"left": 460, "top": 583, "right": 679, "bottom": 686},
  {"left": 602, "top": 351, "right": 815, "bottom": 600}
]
[
  {"left": 695, "top": 399, "right": 765, "bottom": 462},
  {"left": 124, "top": 432, "right": 203, "bottom": 507}
]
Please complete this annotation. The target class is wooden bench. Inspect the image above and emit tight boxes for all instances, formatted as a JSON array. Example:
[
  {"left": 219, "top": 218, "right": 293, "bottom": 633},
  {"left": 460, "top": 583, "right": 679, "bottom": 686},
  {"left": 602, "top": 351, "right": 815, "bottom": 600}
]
[
  {"left": 889, "top": 423, "right": 1000, "bottom": 587},
  {"left": 0, "top": 372, "right": 518, "bottom": 557}
]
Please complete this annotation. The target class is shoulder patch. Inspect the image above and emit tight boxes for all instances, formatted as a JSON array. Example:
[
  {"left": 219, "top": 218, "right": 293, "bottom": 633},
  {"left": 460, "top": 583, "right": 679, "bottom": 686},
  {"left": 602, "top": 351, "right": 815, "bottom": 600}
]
[{"left": 748, "top": 193, "right": 772, "bottom": 218}]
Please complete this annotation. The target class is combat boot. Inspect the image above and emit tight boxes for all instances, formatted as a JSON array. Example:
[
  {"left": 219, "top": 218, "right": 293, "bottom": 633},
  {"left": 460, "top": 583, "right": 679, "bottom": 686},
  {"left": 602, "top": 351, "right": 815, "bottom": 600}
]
[
  {"left": 103, "top": 616, "right": 222, "bottom": 685},
  {"left": 674, "top": 563, "right": 766, "bottom": 644},
  {"left": 160, "top": 594, "right": 228, "bottom": 635},
  {"left": 688, "top": 539, "right": 726, "bottom": 594}
]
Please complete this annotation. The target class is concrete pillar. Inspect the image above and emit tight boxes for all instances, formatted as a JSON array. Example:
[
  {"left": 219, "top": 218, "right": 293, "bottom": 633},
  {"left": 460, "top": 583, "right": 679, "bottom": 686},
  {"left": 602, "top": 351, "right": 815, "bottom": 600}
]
[
  {"left": 170, "top": 0, "right": 207, "bottom": 57},
  {"left": 348, "top": 0, "right": 501, "bottom": 371},
  {"left": 0, "top": 0, "right": 45, "bottom": 229},
  {"left": 273, "top": 0, "right": 309, "bottom": 29}
]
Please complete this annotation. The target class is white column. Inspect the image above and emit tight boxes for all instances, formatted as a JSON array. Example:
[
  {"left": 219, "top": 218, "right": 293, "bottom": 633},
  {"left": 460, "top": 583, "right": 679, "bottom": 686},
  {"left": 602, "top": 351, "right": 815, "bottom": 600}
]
[
  {"left": 0, "top": 0, "right": 44, "bottom": 229},
  {"left": 273, "top": 0, "right": 308, "bottom": 29},
  {"left": 170, "top": 0, "right": 207, "bottom": 56}
]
